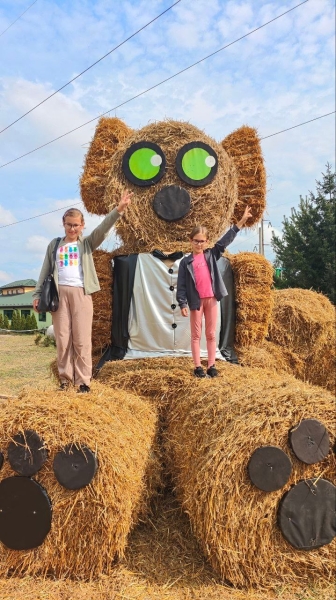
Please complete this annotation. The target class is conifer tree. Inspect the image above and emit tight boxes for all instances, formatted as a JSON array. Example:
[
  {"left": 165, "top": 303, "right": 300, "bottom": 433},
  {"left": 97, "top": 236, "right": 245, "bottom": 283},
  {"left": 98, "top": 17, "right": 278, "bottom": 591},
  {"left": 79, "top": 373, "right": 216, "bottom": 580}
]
[{"left": 272, "top": 164, "right": 335, "bottom": 303}]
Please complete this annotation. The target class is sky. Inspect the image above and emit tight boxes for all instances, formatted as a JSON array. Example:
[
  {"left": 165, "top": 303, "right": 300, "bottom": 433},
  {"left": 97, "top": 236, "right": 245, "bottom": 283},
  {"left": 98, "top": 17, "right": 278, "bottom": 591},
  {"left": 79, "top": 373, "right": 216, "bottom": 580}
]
[{"left": 0, "top": 0, "right": 335, "bottom": 285}]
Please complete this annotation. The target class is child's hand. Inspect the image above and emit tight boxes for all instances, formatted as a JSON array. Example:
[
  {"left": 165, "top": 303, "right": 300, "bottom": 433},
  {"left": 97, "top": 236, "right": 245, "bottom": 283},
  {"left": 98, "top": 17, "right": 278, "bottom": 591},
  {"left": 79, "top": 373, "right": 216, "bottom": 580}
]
[
  {"left": 237, "top": 205, "right": 253, "bottom": 228},
  {"left": 117, "top": 190, "right": 133, "bottom": 213},
  {"left": 181, "top": 307, "right": 189, "bottom": 317}
]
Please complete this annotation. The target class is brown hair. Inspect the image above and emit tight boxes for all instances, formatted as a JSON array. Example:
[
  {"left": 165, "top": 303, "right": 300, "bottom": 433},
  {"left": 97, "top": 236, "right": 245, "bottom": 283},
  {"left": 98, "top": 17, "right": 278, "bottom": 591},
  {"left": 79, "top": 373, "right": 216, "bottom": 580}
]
[
  {"left": 62, "top": 208, "right": 85, "bottom": 224},
  {"left": 189, "top": 225, "right": 208, "bottom": 239}
]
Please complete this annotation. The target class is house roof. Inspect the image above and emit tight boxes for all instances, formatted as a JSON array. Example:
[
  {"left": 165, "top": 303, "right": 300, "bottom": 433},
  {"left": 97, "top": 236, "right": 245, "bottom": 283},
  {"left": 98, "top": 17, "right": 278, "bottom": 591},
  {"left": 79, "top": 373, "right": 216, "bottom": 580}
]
[
  {"left": 0, "top": 279, "right": 37, "bottom": 290},
  {"left": 0, "top": 291, "right": 35, "bottom": 308}
]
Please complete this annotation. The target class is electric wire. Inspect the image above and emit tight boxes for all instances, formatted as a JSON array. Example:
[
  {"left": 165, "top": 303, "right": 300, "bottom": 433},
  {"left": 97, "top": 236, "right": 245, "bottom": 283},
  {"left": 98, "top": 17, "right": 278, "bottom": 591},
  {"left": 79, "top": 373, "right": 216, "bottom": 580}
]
[
  {"left": 0, "top": 0, "right": 309, "bottom": 169},
  {"left": 0, "top": 0, "right": 182, "bottom": 134},
  {"left": 0, "top": 202, "right": 83, "bottom": 229},
  {"left": 1, "top": 108, "right": 334, "bottom": 228},
  {"left": 0, "top": 0, "right": 38, "bottom": 38}
]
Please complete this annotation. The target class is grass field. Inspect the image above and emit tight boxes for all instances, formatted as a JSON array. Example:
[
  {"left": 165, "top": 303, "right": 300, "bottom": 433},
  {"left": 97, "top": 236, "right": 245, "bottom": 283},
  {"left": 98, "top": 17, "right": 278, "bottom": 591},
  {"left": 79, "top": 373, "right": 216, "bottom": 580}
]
[{"left": 0, "top": 335, "right": 333, "bottom": 600}]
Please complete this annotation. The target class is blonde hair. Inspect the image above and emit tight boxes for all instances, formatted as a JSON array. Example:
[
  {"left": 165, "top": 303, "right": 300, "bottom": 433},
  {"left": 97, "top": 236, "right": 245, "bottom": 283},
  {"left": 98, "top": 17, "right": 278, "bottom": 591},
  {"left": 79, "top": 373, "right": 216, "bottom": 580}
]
[
  {"left": 189, "top": 225, "right": 208, "bottom": 239},
  {"left": 62, "top": 208, "right": 85, "bottom": 224}
]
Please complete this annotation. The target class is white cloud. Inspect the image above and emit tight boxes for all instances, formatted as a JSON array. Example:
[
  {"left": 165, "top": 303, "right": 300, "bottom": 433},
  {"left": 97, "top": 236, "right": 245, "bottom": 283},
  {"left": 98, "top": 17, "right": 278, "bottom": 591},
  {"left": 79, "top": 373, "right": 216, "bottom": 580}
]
[
  {"left": 26, "top": 235, "right": 51, "bottom": 256},
  {"left": 0, "top": 205, "right": 15, "bottom": 225},
  {"left": 0, "top": 270, "right": 14, "bottom": 285}
]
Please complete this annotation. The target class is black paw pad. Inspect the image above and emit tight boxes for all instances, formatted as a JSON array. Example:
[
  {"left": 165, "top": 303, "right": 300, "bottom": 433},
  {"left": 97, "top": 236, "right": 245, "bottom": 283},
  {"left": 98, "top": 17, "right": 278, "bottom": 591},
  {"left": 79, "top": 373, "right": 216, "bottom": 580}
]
[
  {"left": 248, "top": 446, "right": 292, "bottom": 491},
  {"left": 278, "top": 478, "right": 336, "bottom": 549},
  {"left": 8, "top": 430, "right": 48, "bottom": 476},
  {"left": 0, "top": 476, "right": 52, "bottom": 550},
  {"left": 53, "top": 444, "right": 98, "bottom": 490},
  {"left": 289, "top": 419, "right": 330, "bottom": 464}
]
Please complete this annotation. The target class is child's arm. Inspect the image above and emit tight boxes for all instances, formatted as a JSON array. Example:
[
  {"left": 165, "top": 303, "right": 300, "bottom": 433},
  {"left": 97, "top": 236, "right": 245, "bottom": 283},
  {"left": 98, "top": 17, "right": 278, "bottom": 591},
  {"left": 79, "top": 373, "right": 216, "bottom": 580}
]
[
  {"left": 177, "top": 261, "right": 189, "bottom": 317},
  {"left": 212, "top": 206, "right": 252, "bottom": 259}
]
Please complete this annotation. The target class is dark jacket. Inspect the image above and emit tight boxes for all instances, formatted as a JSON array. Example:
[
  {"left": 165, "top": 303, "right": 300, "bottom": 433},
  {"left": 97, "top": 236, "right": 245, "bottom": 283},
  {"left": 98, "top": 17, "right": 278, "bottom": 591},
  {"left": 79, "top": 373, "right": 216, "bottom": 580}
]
[{"left": 176, "top": 225, "right": 240, "bottom": 310}]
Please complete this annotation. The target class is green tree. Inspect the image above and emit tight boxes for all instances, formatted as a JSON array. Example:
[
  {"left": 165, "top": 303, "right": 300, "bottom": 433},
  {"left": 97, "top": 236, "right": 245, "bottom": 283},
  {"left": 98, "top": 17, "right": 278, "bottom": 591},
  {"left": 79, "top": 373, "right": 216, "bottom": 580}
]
[
  {"left": 3, "top": 315, "right": 10, "bottom": 330},
  {"left": 272, "top": 164, "right": 335, "bottom": 303},
  {"left": 27, "top": 313, "right": 38, "bottom": 331},
  {"left": 0, "top": 314, "right": 4, "bottom": 329},
  {"left": 19, "top": 315, "right": 27, "bottom": 331},
  {"left": 11, "top": 310, "right": 20, "bottom": 330}
]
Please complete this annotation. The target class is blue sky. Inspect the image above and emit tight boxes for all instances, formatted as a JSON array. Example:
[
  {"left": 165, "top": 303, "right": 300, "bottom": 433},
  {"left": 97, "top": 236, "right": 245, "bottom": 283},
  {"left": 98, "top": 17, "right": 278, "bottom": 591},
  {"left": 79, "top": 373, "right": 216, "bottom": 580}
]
[{"left": 0, "top": 0, "right": 335, "bottom": 284}]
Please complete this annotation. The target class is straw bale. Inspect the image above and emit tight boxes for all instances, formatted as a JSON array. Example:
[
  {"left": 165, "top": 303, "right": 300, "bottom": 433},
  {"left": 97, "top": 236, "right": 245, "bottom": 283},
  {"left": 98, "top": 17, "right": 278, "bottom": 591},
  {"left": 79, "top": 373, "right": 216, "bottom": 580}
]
[
  {"left": 164, "top": 369, "right": 335, "bottom": 589},
  {"left": 236, "top": 340, "right": 305, "bottom": 379},
  {"left": 230, "top": 252, "right": 274, "bottom": 346},
  {"left": 80, "top": 117, "right": 133, "bottom": 215},
  {"left": 92, "top": 249, "right": 113, "bottom": 354},
  {"left": 103, "top": 120, "right": 238, "bottom": 250},
  {"left": 268, "top": 289, "right": 335, "bottom": 391},
  {"left": 0, "top": 382, "right": 157, "bottom": 579},
  {"left": 221, "top": 125, "right": 266, "bottom": 226}
]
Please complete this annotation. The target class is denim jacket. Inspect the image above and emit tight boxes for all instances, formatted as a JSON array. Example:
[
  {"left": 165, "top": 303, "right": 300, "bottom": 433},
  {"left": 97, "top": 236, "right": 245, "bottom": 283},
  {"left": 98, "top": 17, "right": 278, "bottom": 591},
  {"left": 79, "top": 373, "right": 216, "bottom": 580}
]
[{"left": 176, "top": 225, "right": 239, "bottom": 310}]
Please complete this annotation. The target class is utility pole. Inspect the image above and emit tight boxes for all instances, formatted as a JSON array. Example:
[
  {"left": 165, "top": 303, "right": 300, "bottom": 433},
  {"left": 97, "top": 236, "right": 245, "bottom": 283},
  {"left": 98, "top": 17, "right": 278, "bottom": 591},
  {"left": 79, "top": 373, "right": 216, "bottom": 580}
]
[{"left": 258, "top": 218, "right": 272, "bottom": 255}]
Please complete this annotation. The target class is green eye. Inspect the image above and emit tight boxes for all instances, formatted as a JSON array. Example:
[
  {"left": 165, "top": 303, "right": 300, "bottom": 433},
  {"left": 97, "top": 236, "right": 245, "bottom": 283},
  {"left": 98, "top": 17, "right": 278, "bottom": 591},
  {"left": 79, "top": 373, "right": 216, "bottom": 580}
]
[
  {"left": 122, "top": 142, "right": 166, "bottom": 187},
  {"left": 176, "top": 142, "right": 218, "bottom": 187}
]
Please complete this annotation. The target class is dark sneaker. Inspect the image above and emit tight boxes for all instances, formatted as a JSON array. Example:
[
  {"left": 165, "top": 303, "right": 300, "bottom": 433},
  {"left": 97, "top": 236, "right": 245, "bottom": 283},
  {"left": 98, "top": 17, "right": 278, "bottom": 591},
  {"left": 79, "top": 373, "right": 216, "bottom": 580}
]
[
  {"left": 207, "top": 365, "right": 218, "bottom": 378},
  {"left": 77, "top": 384, "right": 90, "bottom": 393},
  {"left": 194, "top": 366, "right": 206, "bottom": 378}
]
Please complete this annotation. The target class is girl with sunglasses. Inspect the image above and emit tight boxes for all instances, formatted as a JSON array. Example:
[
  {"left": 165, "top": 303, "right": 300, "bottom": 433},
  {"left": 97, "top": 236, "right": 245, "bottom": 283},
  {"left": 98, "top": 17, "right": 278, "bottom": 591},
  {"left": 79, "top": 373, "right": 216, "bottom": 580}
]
[
  {"left": 177, "top": 205, "right": 252, "bottom": 378},
  {"left": 33, "top": 190, "right": 132, "bottom": 392}
]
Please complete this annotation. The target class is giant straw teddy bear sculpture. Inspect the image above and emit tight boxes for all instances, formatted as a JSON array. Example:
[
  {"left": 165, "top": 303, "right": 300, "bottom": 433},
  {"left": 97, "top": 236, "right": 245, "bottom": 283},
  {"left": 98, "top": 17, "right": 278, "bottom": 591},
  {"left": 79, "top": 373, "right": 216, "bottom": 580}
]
[
  {"left": 80, "top": 117, "right": 335, "bottom": 588},
  {"left": 0, "top": 118, "right": 334, "bottom": 591}
]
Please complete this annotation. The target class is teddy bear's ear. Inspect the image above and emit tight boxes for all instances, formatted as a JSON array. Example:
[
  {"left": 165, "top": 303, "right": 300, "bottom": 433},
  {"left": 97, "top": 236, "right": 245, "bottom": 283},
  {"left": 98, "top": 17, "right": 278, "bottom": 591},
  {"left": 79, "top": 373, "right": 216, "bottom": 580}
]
[
  {"left": 221, "top": 126, "right": 266, "bottom": 228},
  {"left": 80, "top": 117, "right": 133, "bottom": 215}
]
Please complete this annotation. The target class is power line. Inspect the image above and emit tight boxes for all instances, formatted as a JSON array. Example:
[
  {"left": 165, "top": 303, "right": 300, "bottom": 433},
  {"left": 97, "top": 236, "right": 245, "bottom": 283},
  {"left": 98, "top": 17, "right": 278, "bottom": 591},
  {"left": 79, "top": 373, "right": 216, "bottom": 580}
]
[
  {"left": 0, "top": 0, "right": 309, "bottom": 170},
  {"left": 0, "top": 0, "right": 38, "bottom": 38},
  {"left": 260, "top": 111, "right": 335, "bottom": 140},
  {"left": 0, "top": 0, "right": 182, "bottom": 135},
  {"left": 0, "top": 202, "right": 83, "bottom": 229}
]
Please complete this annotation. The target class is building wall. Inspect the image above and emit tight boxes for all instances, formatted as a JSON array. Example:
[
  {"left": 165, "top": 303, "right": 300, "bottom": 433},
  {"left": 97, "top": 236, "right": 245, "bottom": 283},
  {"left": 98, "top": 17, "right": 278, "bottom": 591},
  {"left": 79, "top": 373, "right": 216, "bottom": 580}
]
[{"left": 0, "top": 308, "right": 52, "bottom": 330}]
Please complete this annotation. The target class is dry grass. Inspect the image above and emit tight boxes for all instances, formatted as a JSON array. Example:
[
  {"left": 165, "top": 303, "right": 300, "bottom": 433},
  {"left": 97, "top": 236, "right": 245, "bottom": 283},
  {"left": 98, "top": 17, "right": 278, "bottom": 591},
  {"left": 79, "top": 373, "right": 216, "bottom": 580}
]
[{"left": 0, "top": 334, "right": 56, "bottom": 395}]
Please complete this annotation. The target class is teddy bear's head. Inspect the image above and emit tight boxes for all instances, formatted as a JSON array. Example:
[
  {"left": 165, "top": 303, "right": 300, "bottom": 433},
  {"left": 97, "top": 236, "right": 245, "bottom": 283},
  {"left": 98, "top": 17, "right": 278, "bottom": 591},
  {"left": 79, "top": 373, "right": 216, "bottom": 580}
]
[{"left": 80, "top": 118, "right": 266, "bottom": 252}]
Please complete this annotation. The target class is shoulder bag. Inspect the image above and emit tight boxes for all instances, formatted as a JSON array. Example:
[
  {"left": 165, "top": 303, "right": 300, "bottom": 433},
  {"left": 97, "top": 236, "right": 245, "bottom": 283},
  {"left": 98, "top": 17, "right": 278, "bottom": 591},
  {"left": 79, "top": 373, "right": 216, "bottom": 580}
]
[{"left": 37, "top": 238, "right": 61, "bottom": 313}]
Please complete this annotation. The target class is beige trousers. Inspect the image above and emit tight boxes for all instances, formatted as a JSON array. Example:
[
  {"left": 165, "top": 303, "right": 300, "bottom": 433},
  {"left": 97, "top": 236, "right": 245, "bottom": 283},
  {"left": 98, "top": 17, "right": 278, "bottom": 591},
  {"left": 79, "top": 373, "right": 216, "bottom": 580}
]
[{"left": 52, "top": 286, "right": 93, "bottom": 386}]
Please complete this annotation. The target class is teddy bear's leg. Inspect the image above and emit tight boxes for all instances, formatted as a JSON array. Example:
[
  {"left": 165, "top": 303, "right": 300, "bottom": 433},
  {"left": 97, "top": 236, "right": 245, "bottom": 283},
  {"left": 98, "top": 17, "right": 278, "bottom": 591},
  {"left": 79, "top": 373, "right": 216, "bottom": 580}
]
[
  {"left": 0, "top": 384, "right": 158, "bottom": 578},
  {"left": 164, "top": 368, "right": 335, "bottom": 589}
]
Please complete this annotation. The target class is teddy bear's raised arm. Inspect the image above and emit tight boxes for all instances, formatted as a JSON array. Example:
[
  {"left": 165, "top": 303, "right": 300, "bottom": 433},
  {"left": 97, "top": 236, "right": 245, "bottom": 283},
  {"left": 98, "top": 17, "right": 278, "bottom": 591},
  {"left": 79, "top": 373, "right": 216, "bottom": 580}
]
[
  {"left": 222, "top": 125, "right": 266, "bottom": 227},
  {"left": 80, "top": 117, "right": 133, "bottom": 215}
]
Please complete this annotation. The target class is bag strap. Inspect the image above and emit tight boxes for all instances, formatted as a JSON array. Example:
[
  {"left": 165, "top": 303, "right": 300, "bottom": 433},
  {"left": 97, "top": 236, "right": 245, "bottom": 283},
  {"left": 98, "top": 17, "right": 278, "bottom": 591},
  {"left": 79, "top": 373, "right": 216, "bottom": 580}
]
[{"left": 50, "top": 238, "right": 61, "bottom": 274}]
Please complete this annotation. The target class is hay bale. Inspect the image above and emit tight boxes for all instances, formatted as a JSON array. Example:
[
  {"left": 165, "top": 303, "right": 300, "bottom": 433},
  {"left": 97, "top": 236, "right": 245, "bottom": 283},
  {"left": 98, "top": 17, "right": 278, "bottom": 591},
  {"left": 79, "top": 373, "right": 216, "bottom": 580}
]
[
  {"left": 221, "top": 125, "right": 266, "bottom": 226},
  {"left": 230, "top": 252, "right": 274, "bottom": 346},
  {"left": 164, "top": 368, "right": 335, "bottom": 589},
  {"left": 268, "top": 289, "right": 335, "bottom": 392},
  {"left": 236, "top": 340, "right": 305, "bottom": 379},
  {"left": 0, "top": 383, "right": 157, "bottom": 579},
  {"left": 92, "top": 249, "right": 113, "bottom": 354},
  {"left": 80, "top": 117, "right": 133, "bottom": 215}
]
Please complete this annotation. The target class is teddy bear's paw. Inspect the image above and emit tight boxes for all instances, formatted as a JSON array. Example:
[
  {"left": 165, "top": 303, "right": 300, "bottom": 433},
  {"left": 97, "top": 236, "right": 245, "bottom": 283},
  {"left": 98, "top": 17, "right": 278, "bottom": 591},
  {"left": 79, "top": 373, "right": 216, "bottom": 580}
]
[
  {"left": 0, "top": 430, "right": 97, "bottom": 550},
  {"left": 248, "top": 419, "right": 336, "bottom": 550}
]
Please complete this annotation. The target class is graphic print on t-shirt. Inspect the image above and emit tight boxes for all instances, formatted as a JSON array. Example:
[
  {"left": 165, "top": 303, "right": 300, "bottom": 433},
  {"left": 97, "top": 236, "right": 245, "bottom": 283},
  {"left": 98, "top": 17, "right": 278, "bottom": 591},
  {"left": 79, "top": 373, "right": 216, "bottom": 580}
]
[{"left": 58, "top": 245, "right": 79, "bottom": 268}]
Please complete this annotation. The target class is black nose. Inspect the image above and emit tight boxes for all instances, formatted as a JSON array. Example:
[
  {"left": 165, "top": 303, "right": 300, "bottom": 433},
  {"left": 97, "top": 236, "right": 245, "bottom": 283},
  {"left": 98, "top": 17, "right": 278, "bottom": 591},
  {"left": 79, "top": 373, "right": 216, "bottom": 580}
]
[
  {"left": 153, "top": 185, "right": 190, "bottom": 221},
  {"left": 0, "top": 476, "right": 52, "bottom": 550}
]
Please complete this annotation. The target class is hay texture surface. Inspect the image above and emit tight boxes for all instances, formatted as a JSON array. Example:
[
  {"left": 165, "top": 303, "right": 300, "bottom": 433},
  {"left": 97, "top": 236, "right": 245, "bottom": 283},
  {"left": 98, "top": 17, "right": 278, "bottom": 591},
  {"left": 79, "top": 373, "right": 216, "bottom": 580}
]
[
  {"left": 97, "top": 358, "right": 335, "bottom": 589},
  {"left": 80, "top": 118, "right": 266, "bottom": 249},
  {"left": 268, "top": 288, "right": 335, "bottom": 391},
  {"left": 222, "top": 125, "right": 266, "bottom": 225},
  {"left": 165, "top": 370, "right": 335, "bottom": 589},
  {"left": 80, "top": 117, "right": 133, "bottom": 215},
  {"left": 229, "top": 252, "right": 274, "bottom": 346},
  {"left": 0, "top": 383, "right": 157, "bottom": 579}
]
